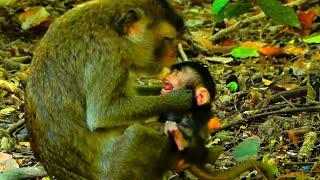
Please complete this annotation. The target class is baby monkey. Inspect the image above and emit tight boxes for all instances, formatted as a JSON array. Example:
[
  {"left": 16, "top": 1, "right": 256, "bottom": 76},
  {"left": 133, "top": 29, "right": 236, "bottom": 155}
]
[
  {"left": 159, "top": 62, "right": 275, "bottom": 180},
  {"left": 159, "top": 61, "right": 217, "bottom": 170}
]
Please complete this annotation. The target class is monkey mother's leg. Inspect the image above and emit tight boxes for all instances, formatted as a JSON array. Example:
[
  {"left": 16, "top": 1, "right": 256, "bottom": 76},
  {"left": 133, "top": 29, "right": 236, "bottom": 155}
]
[{"left": 105, "top": 123, "right": 173, "bottom": 180}]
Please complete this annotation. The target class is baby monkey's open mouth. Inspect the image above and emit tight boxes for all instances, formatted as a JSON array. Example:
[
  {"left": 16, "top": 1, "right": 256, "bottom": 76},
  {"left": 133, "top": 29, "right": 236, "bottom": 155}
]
[{"left": 161, "top": 79, "right": 174, "bottom": 94}]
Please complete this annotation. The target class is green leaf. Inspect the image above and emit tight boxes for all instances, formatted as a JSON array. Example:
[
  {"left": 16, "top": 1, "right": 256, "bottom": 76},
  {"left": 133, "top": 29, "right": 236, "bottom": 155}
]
[
  {"left": 233, "top": 136, "right": 260, "bottom": 162},
  {"left": 231, "top": 47, "right": 259, "bottom": 59},
  {"left": 303, "top": 34, "right": 320, "bottom": 44},
  {"left": 262, "top": 154, "right": 280, "bottom": 176},
  {"left": 214, "top": 2, "right": 253, "bottom": 23},
  {"left": 257, "top": 0, "right": 300, "bottom": 28},
  {"left": 226, "top": 81, "right": 238, "bottom": 93},
  {"left": 212, "top": 0, "right": 229, "bottom": 14}
]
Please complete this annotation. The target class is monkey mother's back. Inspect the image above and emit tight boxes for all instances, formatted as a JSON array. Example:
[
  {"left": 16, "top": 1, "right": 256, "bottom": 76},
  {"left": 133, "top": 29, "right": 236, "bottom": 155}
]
[{"left": 26, "top": 0, "right": 125, "bottom": 179}]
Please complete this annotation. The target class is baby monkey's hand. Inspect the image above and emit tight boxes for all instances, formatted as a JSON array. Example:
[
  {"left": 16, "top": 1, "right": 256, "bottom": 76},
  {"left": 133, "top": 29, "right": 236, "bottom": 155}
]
[{"left": 164, "top": 121, "right": 186, "bottom": 151}]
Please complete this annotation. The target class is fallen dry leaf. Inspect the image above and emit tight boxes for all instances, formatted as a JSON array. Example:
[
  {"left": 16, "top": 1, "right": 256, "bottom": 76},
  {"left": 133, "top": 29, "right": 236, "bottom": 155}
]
[
  {"left": 208, "top": 117, "right": 221, "bottom": 132},
  {"left": 276, "top": 83, "right": 299, "bottom": 90},
  {"left": 290, "top": 59, "right": 311, "bottom": 76},
  {"left": 284, "top": 46, "right": 307, "bottom": 56},
  {"left": 287, "top": 130, "right": 299, "bottom": 146},
  {"left": 298, "top": 10, "right": 317, "bottom": 29},
  {"left": 259, "top": 46, "right": 285, "bottom": 56},
  {"left": 219, "top": 40, "right": 236, "bottom": 47},
  {"left": 241, "top": 41, "right": 266, "bottom": 50},
  {"left": 262, "top": 78, "right": 273, "bottom": 86},
  {"left": 18, "top": 6, "right": 50, "bottom": 30}
]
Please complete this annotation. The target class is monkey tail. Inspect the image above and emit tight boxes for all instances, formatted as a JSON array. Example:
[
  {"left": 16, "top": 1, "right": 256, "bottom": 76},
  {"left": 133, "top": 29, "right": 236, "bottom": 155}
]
[{"left": 188, "top": 160, "right": 274, "bottom": 180}]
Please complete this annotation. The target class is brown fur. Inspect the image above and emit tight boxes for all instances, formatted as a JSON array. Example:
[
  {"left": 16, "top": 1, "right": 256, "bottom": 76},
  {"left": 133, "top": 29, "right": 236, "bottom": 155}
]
[{"left": 26, "top": 0, "right": 192, "bottom": 179}]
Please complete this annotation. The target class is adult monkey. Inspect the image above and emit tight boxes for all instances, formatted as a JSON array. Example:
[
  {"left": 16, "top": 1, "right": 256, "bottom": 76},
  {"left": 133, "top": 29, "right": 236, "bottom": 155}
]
[{"left": 26, "top": 0, "right": 192, "bottom": 179}]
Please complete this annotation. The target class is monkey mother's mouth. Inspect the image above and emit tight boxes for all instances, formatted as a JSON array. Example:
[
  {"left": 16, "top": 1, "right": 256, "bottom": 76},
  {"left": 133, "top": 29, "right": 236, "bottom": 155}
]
[{"left": 161, "top": 80, "right": 173, "bottom": 94}]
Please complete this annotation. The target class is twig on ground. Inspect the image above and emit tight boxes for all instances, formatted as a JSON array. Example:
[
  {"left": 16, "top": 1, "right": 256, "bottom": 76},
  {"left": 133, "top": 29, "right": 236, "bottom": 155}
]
[
  {"left": 177, "top": 43, "right": 188, "bottom": 62},
  {"left": 215, "top": 106, "right": 320, "bottom": 132},
  {"left": 0, "top": 119, "right": 26, "bottom": 137},
  {"left": 259, "top": 86, "right": 307, "bottom": 107}
]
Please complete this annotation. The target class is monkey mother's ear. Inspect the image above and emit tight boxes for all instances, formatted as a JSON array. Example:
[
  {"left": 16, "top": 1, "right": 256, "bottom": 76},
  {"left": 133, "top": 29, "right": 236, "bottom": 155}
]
[
  {"left": 195, "top": 86, "right": 211, "bottom": 106},
  {"left": 113, "top": 8, "right": 144, "bottom": 35}
]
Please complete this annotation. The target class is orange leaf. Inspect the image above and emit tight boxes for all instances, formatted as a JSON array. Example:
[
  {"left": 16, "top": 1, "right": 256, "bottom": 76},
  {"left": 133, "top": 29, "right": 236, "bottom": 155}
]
[
  {"left": 259, "top": 46, "right": 284, "bottom": 56},
  {"left": 208, "top": 117, "right": 221, "bottom": 132},
  {"left": 219, "top": 40, "right": 236, "bottom": 47},
  {"left": 298, "top": 10, "right": 316, "bottom": 29},
  {"left": 287, "top": 130, "right": 299, "bottom": 146}
]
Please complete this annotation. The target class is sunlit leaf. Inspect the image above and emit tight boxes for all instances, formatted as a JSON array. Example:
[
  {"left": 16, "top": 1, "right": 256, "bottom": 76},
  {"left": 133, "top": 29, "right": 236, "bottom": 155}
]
[
  {"left": 214, "top": 2, "right": 253, "bottom": 23},
  {"left": 226, "top": 81, "right": 238, "bottom": 93},
  {"left": 257, "top": 0, "right": 300, "bottom": 28},
  {"left": 231, "top": 47, "right": 259, "bottom": 59},
  {"left": 233, "top": 136, "right": 260, "bottom": 162},
  {"left": 303, "top": 34, "right": 320, "bottom": 44},
  {"left": 262, "top": 78, "right": 273, "bottom": 86},
  {"left": 212, "top": 0, "right": 229, "bottom": 14}
]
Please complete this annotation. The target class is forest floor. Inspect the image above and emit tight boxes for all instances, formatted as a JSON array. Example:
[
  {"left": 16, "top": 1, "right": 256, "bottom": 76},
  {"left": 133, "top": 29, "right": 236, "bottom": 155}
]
[{"left": 0, "top": 0, "right": 319, "bottom": 179}]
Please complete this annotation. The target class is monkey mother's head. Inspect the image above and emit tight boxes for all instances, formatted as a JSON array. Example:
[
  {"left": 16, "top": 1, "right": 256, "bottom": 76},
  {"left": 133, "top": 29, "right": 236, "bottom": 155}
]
[{"left": 110, "top": 0, "right": 184, "bottom": 74}]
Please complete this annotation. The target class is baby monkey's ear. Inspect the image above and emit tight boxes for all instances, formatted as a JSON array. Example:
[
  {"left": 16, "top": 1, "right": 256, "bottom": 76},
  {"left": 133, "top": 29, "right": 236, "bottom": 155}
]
[{"left": 195, "top": 86, "right": 211, "bottom": 106}]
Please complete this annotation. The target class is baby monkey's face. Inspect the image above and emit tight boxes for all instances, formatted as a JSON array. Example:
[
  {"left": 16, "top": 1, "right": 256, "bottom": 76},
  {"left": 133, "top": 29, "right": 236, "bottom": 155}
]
[
  {"left": 161, "top": 67, "right": 197, "bottom": 94},
  {"left": 161, "top": 67, "right": 210, "bottom": 106}
]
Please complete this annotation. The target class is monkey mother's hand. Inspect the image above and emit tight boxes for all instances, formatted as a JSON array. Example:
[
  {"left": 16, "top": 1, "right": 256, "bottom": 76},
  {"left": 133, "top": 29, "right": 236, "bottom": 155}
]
[{"left": 165, "top": 88, "right": 193, "bottom": 111}]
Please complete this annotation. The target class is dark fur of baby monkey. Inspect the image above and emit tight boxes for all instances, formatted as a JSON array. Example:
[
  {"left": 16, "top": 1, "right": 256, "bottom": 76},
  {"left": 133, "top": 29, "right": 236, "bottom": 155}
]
[
  {"left": 26, "top": 0, "right": 194, "bottom": 179},
  {"left": 159, "top": 61, "right": 275, "bottom": 180}
]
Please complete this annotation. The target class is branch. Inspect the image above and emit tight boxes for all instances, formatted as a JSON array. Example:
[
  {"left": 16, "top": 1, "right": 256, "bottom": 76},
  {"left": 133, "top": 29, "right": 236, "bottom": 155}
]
[
  {"left": 216, "top": 106, "right": 320, "bottom": 131},
  {"left": 210, "top": 0, "right": 310, "bottom": 41}
]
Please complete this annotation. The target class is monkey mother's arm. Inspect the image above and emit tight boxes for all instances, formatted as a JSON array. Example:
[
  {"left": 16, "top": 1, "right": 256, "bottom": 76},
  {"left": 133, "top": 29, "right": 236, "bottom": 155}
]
[
  {"left": 84, "top": 64, "right": 193, "bottom": 131},
  {"left": 135, "top": 84, "right": 163, "bottom": 96}
]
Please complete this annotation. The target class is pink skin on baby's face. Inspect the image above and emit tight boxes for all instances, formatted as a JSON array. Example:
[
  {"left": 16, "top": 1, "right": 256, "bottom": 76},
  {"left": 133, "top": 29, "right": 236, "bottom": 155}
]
[{"left": 161, "top": 71, "right": 210, "bottom": 106}]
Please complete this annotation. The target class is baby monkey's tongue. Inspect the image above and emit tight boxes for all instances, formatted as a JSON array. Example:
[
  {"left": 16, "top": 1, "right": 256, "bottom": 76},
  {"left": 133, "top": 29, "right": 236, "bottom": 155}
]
[
  {"left": 163, "top": 82, "right": 173, "bottom": 90},
  {"left": 161, "top": 81, "right": 173, "bottom": 94}
]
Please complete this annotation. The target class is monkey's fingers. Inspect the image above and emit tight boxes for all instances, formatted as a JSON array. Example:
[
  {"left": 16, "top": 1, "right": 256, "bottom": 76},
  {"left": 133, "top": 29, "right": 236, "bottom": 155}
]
[
  {"left": 164, "top": 121, "right": 178, "bottom": 135},
  {"left": 172, "top": 129, "right": 186, "bottom": 151}
]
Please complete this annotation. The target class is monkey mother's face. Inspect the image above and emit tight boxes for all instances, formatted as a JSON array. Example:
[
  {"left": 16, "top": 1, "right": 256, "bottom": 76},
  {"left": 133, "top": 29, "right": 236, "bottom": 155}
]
[{"left": 118, "top": 0, "right": 184, "bottom": 74}]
